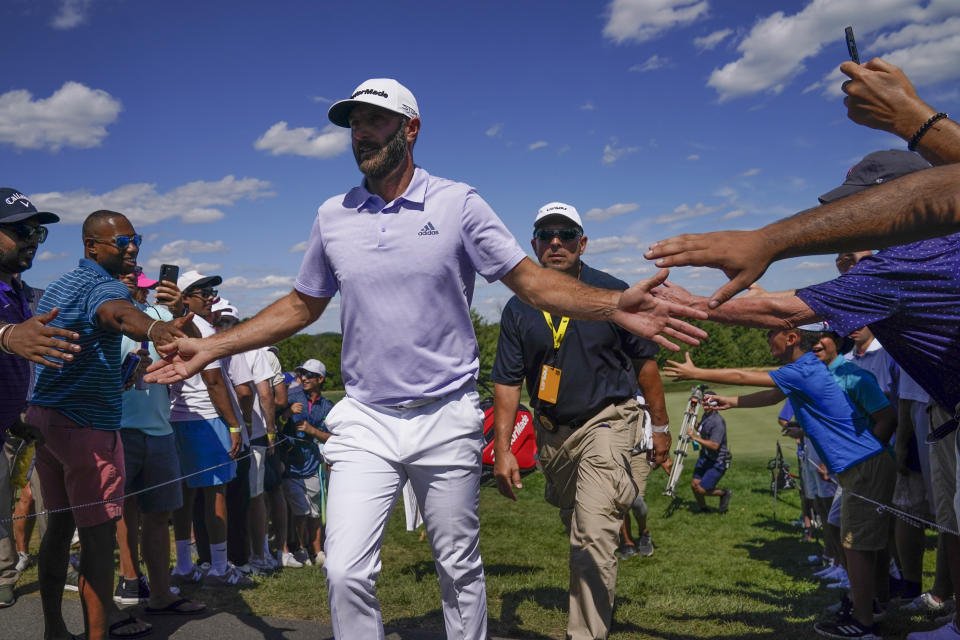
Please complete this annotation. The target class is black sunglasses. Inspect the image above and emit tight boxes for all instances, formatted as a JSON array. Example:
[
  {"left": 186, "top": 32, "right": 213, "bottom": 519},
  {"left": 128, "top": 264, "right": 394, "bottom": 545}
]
[
  {"left": 533, "top": 227, "right": 582, "bottom": 242},
  {"left": 1, "top": 222, "right": 48, "bottom": 244},
  {"left": 89, "top": 234, "right": 143, "bottom": 250},
  {"left": 297, "top": 371, "right": 322, "bottom": 380},
  {"left": 185, "top": 287, "right": 218, "bottom": 299}
]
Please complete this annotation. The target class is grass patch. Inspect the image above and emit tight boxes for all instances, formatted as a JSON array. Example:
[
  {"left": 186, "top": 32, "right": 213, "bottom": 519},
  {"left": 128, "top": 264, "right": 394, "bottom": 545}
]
[{"left": 15, "top": 387, "right": 939, "bottom": 639}]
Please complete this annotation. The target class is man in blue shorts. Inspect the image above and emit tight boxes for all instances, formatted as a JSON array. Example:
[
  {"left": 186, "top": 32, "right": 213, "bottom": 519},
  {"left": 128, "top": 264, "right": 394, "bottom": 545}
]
[
  {"left": 687, "top": 394, "right": 732, "bottom": 513},
  {"left": 666, "top": 323, "right": 895, "bottom": 639}
]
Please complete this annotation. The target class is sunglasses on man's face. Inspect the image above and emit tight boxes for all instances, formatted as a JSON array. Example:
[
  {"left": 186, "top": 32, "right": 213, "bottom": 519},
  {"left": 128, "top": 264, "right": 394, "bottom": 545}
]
[
  {"left": 90, "top": 234, "right": 143, "bottom": 250},
  {"left": 298, "top": 371, "right": 322, "bottom": 380},
  {"left": 0, "top": 222, "right": 48, "bottom": 244},
  {"left": 185, "top": 288, "right": 218, "bottom": 299},
  {"left": 533, "top": 228, "right": 582, "bottom": 242}
]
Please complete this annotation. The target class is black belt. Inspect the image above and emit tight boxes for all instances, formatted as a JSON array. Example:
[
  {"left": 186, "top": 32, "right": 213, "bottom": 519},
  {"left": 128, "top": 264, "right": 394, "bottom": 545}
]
[{"left": 927, "top": 415, "right": 959, "bottom": 444}]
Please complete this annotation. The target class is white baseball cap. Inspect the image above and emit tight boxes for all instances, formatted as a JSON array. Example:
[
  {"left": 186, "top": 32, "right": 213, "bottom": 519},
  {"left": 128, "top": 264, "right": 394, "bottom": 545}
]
[
  {"left": 211, "top": 298, "right": 239, "bottom": 318},
  {"left": 534, "top": 202, "right": 583, "bottom": 229},
  {"left": 297, "top": 359, "right": 327, "bottom": 378},
  {"left": 328, "top": 78, "right": 420, "bottom": 128},
  {"left": 177, "top": 269, "right": 222, "bottom": 293}
]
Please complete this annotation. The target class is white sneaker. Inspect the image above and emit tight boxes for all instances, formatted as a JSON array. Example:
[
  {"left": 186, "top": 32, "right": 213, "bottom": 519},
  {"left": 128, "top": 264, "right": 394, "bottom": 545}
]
[
  {"left": 201, "top": 564, "right": 254, "bottom": 589},
  {"left": 15, "top": 552, "right": 30, "bottom": 573},
  {"left": 907, "top": 621, "right": 960, "bottom": 639},
  {"left": 903, "top": 592, "right": 956, "bottom": 614},
  {"left": 826, "top": 574, "right": 851, "bottom": 589},
  {"left": 293, "top": 548, "right": 312, "bottom": 566},
  {"left": 815, "top": 564, "right": 841, "bottom": 578},
  {"left": 281, "top": 552, "right": 303, "bottom": 568},
  {"left": 313, "top": 551, "right": 326, "bottom": 567}
]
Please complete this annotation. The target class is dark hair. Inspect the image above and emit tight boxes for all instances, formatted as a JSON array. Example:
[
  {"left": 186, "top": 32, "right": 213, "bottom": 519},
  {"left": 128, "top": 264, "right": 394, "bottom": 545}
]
[{"left": 796, "top": 329, "right": 823, "bottom": 353}]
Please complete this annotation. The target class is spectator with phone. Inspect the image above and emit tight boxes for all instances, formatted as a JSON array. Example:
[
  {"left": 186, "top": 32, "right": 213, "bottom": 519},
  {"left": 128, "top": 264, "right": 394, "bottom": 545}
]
[
  {"left": 113, "top": 268, "right": 205, "bottom": 614},
  {"left": 279, "top": 359, "right": 334, "bottom": 567},
  {"left": 25, "top": 210, "right": 192, "bottom": 640}
]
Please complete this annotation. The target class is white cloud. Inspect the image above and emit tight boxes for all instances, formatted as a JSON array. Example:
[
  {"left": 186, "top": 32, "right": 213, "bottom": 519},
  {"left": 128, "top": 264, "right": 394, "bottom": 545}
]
[
  {"left": 791, "top": 260, "right": 832, "bottom": 270},
  {"left": 30, "top": 175, "right": 274, "bottom": 226},
  {"left": 0, "top": 82, "right": 122, "bottom": 152},
  {"left": 654, "top": 202, "right": 719, "bottom": 223},
  {"left": 528, "top": 140, "right": 548, "bottom": 150},
  {"left": 741, "top": 168, "right": 761, "bottom": 176},
  {"left": 221, "top": 275, "right": 295, "bottom": 290},
  {"left": 584, "top": 202, "right": 640, "bottom": 221},
  {"left": 289, "top": 241, "right": 309, "bottom": 253},
  {"left": 706, "top": 1, "right": 960, "bottom": 102},
  {"left": 630, "top": 54, "right": 670, "bottom": 72},
  {"left": 580, "top": 101, "right": 597, "bottom": 111},
  {"left": 694, "top": 28, "right": 732, "bottom": 51},
  {"left": 687, "top": 154, "right": 700, "bottom": 160},
  {"left": 602, "top": 138, "right": 640, "bottom": 165},
  {"left": 556, "top": 144, "right": 571, "bottom": 155},
  {"left": 311, "top": 96, "right": 333, "bottom": 103},
  {"left": 36, "top": 251, "right": 68, "bottom": 261},
  {"left": 141, "top": 239, "right": 228, "bottom": 273},
  {"left": 486, "top": 123, "right": 503, "bottom": 137},
  {"left": 722, "top": 208, "right": 747, "bottom": 219},
  {"left": 603, "top": 0, "right": 709, "bottom": 44},
  {"left": 254, "top": 122, "right": 350, "bottom": 158},
  {"left": 52, "top": 0, "right": 93, "bottom": 30},
  {"left": 585, "top": 235, "right": 642, "bottom": 254}
]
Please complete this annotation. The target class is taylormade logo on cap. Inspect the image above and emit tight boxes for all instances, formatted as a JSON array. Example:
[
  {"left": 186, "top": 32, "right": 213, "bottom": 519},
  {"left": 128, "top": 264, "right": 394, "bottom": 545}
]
[{"left": 328, "top": 78, "right": 420, "bottom": 128}]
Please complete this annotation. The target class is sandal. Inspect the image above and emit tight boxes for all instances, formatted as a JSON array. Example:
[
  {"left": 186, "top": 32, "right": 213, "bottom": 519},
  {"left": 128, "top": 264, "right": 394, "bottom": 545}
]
[{"left": 108, "top": 615, "right": 152, "bottom": 639}]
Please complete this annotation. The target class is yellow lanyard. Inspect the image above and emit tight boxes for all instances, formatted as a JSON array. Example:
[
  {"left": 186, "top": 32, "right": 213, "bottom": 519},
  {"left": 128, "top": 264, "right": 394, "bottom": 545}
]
[{"left": 542, "top": 312, "right": 570, "bottom": 351}]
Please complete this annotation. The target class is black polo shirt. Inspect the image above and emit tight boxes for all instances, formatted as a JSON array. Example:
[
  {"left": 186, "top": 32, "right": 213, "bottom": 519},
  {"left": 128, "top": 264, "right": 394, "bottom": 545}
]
[{"left": 490, "top": 262, "right": 658, "bottom": 425}]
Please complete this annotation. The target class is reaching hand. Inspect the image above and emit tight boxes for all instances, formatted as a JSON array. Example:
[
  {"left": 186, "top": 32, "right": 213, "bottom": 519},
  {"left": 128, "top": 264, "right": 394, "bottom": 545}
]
[
  {"left": 645, "top": 231, "right": 775, "bottom": 308},
  {"left": 614, "top": 269, "right": 708, "bottom": 351},
  {"left": 708, "top": 395, "right": 736, "bottom": 411},
  {"left": 663, "top": 352, "right": 699, "bottom": 380},
  {"left": 493, "top": 449, "right": 523, "bottom": 501},
  {"left": 3, "top": 308, "right": 81, "bottom": 368},
  {"left": 840, "top": 58, "right": 934, "bottom": 139},
  {"left": 150, "top": 314, "right": 194, "bottom": 348},
  {"left": 143, "top": 335, "right": 214, "bottom": 384}
]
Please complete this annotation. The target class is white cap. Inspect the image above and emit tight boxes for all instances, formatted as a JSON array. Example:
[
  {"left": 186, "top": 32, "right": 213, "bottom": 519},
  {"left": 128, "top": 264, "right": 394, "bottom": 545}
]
[
  {"left": 211, "top": 298, "right": 239, "bottom": 318},
  {"left": 177, "top": 269, "right": 222, "bottom": 293},
  {"left": 534, "top": 202, "right": 583, "bottom": 229},
  {"left": 297, "top": 359, "right": 327, "bottom": 377},
  {"left": 328, "top": 78, "right": 420, "bottom": 128},
  {"left": 797, "top": 322, "right": 829, "bottom": 332}
]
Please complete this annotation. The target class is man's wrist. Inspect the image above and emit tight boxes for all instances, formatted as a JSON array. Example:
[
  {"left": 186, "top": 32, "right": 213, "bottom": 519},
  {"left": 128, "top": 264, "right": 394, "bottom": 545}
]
[{"left": 651, "top": 424, "right": 670, "bottom": 434}]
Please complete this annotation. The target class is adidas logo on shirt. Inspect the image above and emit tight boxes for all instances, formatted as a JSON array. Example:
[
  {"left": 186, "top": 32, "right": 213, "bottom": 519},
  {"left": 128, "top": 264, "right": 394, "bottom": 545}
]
[{"left": 418, "top": 222, "right": 439, "bottom": 236}]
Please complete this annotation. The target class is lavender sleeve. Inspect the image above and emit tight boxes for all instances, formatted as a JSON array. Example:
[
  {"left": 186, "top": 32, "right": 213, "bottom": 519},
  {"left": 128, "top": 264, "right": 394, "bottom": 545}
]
[
  {"left": 459, "top": 190, "right": 526, "bottom": 283},
  {"left": 796, "top": 271, "right": 898, "bottom": 337},
  {"left": 295, "top": 214, "right": 339, "bottom": 298}
]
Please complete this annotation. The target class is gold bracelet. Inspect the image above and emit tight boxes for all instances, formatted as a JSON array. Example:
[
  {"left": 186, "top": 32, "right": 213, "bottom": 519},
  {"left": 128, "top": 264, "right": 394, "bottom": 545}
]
[{"left": 0, "top": 323, "right": 15, "bottom": 354}]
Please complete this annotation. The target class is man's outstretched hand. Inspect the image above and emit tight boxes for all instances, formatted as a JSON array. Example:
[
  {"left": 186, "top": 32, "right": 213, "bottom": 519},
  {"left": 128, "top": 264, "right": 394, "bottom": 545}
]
[
  {"left": 645, "top": 231, "right": 775, "bottom": 308},
  {"left": 144, "top": 336, "right": 215, "bottom": 384},
  {"left": 614, "top": 269, "right": 708, "bottom": 351},
  {"left": 5, "top": 308, "right": 81, "bottom": 368}
]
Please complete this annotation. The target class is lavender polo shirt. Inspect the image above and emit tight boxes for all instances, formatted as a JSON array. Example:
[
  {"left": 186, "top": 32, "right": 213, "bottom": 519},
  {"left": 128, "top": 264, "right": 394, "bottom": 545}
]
[
  {"left": 295, "top": 166, "right": 526, "bottom": 406},
  {"left": 0, "top": 278, "right": 32, "bottom": 436},
  {"left": 797, "top": 233, "right": 960, "bottom": 413}
]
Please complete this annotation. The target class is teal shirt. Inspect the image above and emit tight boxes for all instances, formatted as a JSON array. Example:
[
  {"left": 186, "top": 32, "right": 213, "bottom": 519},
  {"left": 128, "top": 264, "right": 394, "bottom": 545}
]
[{"left": 120, "top": 304, "right": 174, "bottom": 436}]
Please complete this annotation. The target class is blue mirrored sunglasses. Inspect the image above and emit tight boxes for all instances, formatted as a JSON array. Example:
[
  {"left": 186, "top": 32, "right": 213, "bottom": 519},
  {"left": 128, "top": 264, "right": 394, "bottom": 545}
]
[{"left": 90, "top": 234, "right": 143, "bottom": 250}]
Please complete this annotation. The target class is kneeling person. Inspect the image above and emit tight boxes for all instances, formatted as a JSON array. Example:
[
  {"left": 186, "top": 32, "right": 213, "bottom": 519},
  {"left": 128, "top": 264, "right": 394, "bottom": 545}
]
[{"left": 689, "top": 394, "right": 732, "bottom": 513}]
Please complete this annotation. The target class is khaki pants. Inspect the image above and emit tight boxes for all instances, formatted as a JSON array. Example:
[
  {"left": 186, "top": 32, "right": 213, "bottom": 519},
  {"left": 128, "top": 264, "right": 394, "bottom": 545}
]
[
  {"left": 0, "top": 450, "right": 16, "bottom": 587},
  {"left": 536, "top": 399, "right": 639, "bottom": 640}
]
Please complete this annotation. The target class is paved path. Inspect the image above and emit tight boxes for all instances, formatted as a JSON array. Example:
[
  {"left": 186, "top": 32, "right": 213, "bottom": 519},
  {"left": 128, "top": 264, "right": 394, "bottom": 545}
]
[{"left": 0, "top": 593, "right": 524, "bottom": 639}]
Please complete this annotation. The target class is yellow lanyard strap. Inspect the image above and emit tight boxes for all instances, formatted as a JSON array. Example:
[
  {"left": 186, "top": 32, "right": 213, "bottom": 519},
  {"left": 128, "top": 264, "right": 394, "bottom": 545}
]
[{"left": 542, "top": 312, "right": 570, "bottom": 351}]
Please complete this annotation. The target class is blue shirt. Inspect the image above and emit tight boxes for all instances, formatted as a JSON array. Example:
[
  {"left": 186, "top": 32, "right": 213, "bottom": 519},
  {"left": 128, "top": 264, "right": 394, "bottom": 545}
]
[
  {"left": 120, "top": 304, "right": 174, "bottom": 437},
  {"left": 769, "top": 352, "right": 887, "bottom": 473},
  {"left": 283, "top": 387, "right": 334, "bottom": 478},
  {"left": 31, "top": 259, "right": 132, "bottom": 429},
  {"left": 797, "top": 233, "right": 960, "bottom": 412},
  {"left": 294, "top": 166, "right": 526, "bottom": 406},
  {"left": 0, "top": 278, "right": 33, "bottom": 436}
]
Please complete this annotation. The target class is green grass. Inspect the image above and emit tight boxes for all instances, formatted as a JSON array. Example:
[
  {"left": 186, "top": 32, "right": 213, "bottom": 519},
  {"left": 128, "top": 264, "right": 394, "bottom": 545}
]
[{"left": 16, "top": 386, "right": 941, "bottom": 638}]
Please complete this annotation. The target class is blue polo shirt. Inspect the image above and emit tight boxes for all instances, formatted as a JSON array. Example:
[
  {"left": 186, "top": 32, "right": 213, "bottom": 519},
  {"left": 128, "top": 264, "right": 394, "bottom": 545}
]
[
  {"left": 797, "top": 233, "right": 960, "bottom": 413},
  {"left": 120, "top": 303, "right": 175, "bottom": 437},
  {"left": 283, "top": 386, "right": 334, "bottom": 478},
  {"left": 31, "top": 259, "right": 132, "bottom": 429},
  {"left": 769, "top": 351, "right": 887, "bottom": 473}
]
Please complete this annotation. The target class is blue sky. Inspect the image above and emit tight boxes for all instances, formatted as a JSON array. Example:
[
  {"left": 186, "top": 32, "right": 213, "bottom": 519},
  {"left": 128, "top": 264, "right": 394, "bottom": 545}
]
[{"left": 4, "top": 0, "right": 960, "bottom": 334}]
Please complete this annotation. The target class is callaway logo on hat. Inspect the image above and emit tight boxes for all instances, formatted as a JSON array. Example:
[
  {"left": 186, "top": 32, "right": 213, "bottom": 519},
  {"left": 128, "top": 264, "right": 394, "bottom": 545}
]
[
  {"left": 328, "top": 78, "right": 420, "bottom": 128},
  {"left": 534, "top": 202, "right": 583, "bottom": 229},
  {"left": 0, "top": 188, "right": 60, "bottom": 224}
]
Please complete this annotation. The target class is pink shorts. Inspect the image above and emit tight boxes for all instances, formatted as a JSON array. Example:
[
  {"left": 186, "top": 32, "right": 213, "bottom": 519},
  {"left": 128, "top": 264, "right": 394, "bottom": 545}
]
[{"left": 26, "top": 406, "right": 125, "bottom": 528}]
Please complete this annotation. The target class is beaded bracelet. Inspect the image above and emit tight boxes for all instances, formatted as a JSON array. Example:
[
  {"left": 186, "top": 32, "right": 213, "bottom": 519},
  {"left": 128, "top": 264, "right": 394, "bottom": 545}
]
[{"left": 908, "top": 112, "right": 948, "bottom": 151}]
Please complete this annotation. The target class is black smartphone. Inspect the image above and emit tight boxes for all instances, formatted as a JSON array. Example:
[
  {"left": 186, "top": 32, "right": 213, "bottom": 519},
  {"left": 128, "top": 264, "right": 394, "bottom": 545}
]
[
  {"left": 159, "top": 263, "right": 179, "bottom": 285},
  {"left": 845, "top": 26, "right": 860, "bottom": 64}
]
